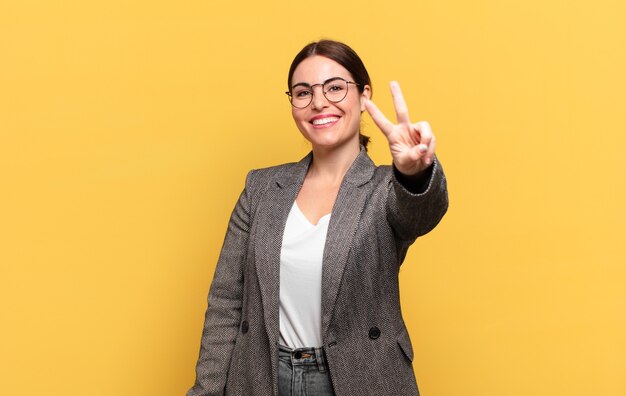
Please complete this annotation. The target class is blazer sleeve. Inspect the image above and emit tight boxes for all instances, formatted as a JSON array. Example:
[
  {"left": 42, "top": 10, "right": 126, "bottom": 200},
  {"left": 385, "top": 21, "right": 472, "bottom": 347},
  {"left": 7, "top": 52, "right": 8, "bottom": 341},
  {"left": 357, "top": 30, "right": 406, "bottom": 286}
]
[
  {"left": 187, "top": 171, "right": 254, "bottom": 396},
  {"left": 386, "top": 156, "right": 449, "bottom": 243}
]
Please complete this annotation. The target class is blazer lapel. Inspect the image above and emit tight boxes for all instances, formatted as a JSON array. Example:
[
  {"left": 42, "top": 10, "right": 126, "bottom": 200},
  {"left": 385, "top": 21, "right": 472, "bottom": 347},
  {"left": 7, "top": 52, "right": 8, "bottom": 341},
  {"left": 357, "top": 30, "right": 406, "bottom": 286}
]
[
  {"left": 321, "top": 149, "right": 375, "bottom": 337},
  {"left": 254, "top": 153, "right": 312, "bottom": 346}
]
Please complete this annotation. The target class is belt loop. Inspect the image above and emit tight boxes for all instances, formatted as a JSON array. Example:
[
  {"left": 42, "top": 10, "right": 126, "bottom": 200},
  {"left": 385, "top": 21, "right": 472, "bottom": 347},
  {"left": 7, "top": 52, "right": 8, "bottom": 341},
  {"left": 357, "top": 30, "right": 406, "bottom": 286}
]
[{"left": 315, "top": 347, "right": 327, "bottom": 373}]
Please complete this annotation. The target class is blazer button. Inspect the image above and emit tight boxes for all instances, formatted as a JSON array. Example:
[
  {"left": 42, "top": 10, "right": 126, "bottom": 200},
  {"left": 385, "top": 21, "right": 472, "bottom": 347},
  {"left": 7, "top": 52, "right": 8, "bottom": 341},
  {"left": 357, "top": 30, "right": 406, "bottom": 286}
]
[
  {"left": 369, "top": 326, "right": 381, "bottom": 340},
  {"left": 241, "top": 320, "right": 249, "bottom": 334}
]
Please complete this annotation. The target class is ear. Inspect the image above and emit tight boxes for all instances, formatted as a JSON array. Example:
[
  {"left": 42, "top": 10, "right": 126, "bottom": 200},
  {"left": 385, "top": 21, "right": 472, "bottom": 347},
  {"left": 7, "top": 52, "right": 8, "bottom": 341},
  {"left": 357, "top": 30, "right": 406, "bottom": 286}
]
[{"left": 360, "top": 85, "right": 372, "bottom": 111}]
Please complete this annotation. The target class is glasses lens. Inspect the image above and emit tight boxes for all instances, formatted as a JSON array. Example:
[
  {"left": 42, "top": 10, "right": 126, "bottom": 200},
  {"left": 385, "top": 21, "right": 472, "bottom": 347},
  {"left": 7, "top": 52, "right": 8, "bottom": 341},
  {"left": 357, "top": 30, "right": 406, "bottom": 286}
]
[
  {"left": 323, "top": 79, "right": 349, "bottom": 103},
  {"left": 290, "top": 86, "right": 313, "bottom": 108}
]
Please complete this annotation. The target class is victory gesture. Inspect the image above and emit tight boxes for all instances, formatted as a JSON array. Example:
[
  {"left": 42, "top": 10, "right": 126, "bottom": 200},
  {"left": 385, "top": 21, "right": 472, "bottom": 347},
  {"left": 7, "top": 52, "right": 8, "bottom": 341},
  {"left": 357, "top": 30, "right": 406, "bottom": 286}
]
[{"left": 365, "top": 81, "right": 436, "bottom": 176}]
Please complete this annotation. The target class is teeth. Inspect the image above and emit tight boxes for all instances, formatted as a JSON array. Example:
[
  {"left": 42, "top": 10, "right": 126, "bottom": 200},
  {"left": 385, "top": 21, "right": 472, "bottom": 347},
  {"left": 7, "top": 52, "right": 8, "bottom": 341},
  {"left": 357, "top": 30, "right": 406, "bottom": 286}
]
[{"left": 312, "top": 117, "right": 339, "bottom": 125}]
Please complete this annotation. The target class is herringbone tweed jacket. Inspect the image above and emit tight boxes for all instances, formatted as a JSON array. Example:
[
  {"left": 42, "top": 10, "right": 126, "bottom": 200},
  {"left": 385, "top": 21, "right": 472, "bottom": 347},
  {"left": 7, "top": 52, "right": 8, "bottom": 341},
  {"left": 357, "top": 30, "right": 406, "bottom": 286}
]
[{"left": 187, "top": 148, "right": 448, "bottom": 396}]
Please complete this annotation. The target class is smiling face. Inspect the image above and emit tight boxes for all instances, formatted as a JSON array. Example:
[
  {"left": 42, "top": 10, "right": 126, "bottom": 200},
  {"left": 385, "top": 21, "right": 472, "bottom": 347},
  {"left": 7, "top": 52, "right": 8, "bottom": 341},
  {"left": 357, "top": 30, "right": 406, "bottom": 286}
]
[{"left": 290, "top": 55, "right": 371, "bottom": 151}]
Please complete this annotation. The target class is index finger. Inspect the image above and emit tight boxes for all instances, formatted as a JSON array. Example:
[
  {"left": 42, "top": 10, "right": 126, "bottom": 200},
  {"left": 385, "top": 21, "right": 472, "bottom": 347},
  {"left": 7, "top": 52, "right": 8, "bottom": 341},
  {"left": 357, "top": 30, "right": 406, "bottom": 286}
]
[
  {"left": 390, "top": 81, "right": 411, "bottom": 125},
  {"left": 365, "top": 99, "right": 394, "bottom": 137}
]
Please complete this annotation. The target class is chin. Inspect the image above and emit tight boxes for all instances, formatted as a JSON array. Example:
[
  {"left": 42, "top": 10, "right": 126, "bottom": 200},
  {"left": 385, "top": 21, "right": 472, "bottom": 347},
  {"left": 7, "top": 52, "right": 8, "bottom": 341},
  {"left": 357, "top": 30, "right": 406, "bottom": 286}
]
[{"left": 308, "top": 134, "right": 359, "bottom": 151}]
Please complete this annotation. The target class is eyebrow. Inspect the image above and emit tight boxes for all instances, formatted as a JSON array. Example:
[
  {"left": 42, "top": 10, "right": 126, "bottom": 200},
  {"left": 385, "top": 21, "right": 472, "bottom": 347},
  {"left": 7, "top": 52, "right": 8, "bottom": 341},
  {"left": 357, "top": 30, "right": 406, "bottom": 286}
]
[{"left": 291, "top": 76, "right": 345, "bottom": 90}]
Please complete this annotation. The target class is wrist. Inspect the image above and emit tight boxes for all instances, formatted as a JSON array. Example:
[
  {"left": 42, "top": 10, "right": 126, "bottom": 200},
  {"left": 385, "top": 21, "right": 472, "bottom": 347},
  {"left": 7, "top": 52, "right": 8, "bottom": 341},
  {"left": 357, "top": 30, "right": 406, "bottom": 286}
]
[
  {"left": 393, "top": 163, "right": 426, "bottom": 177},
  {"left": 393, "top": 161, "right": 434, "bottom": 195}
]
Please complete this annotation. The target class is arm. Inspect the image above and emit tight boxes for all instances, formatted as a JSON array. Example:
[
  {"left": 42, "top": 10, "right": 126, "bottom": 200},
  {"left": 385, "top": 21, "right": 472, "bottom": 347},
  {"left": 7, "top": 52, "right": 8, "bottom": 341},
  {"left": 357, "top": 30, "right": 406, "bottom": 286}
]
[
  {"left": 387, "top": 157, "right": 448, "bottom": 242},
  {"left": 365, "top": 81, "right": 448, "bottom": 241},
  {"left": 187, "top": 171, "right": 254, "bottom": 396}
]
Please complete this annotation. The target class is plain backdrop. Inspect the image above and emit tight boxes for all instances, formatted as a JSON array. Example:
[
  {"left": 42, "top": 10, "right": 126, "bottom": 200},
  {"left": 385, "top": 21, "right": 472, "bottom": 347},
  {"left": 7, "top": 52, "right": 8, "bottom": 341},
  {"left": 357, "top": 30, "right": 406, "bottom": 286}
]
[{"left": 1, "top": 0, "right": 624, "bottom": 395}]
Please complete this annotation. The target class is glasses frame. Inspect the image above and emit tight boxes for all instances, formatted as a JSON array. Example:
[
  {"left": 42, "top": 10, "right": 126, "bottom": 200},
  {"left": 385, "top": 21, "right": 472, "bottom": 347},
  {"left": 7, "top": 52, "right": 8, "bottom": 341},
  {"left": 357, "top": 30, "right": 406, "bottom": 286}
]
[{"left": 285, "top": 77, "right": 361, "bottom": 109}]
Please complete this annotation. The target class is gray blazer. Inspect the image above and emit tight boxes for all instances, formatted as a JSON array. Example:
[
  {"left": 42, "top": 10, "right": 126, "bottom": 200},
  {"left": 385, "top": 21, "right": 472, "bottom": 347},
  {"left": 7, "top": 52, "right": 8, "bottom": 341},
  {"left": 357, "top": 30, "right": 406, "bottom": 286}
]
[{"left": 188, "top": 148, "right": 448, "bottom": 396}]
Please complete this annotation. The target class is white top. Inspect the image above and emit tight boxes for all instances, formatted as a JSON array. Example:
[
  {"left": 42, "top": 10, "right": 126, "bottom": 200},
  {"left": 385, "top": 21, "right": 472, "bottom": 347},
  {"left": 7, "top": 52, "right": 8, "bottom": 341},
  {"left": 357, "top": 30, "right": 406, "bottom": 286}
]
[{"left": 279, "top": 202, "right": 331, "bottom": 348}]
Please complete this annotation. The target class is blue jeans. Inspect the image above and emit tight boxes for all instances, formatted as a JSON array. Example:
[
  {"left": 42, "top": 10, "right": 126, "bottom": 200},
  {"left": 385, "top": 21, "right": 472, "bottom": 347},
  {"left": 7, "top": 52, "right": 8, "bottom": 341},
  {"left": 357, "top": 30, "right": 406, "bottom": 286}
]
[{"left": 278, "top": 344, "right": 335, "bottom": 396}]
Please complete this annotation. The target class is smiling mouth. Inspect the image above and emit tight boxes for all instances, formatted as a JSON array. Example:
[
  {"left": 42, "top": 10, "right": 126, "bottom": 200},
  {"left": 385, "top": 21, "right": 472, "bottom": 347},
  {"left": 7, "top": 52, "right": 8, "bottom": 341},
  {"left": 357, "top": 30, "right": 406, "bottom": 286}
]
[{"left": 311, "top": 116, "right": 339, "bottom": 126}]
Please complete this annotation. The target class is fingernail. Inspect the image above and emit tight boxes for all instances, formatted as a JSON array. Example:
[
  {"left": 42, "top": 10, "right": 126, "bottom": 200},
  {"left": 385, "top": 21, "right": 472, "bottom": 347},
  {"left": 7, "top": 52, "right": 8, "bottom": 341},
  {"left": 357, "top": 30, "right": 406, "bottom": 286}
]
[{"left": 418, "top": 144, "right": 428, "bottom": 152}]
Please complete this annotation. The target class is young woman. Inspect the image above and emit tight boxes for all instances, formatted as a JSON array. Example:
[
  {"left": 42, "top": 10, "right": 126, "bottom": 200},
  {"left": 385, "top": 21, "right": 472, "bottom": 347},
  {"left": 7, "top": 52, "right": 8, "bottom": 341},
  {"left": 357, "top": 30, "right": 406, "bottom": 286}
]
[{"left": 187, "top": 40, "right": 448, "bottom": 396}]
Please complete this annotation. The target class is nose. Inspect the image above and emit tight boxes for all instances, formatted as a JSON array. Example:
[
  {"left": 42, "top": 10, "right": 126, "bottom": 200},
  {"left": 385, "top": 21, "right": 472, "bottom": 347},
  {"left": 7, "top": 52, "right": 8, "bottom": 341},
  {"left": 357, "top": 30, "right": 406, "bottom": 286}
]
[{"left": 311, "top": 85, "right": 329, "bottom": 110}]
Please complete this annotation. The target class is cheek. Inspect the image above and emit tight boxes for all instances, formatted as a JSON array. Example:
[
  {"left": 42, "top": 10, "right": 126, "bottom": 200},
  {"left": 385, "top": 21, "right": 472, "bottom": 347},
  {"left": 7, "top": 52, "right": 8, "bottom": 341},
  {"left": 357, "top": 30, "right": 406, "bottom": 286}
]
[
  {"left": 345, "top": 103, "right": 363, "bottom": 126},
  {"left": 292, "top": 108, "right": 306, "bottom": 124},
  {"left": 291, "top": 110, "right": 309, "bottom": 135}
]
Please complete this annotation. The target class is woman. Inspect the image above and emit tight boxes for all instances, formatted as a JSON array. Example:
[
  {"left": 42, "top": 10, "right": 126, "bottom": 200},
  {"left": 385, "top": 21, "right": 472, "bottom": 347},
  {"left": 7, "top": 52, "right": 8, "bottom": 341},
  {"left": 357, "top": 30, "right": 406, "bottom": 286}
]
[{"left": 187, "top": 40, "right": 448, "bottom": 396}]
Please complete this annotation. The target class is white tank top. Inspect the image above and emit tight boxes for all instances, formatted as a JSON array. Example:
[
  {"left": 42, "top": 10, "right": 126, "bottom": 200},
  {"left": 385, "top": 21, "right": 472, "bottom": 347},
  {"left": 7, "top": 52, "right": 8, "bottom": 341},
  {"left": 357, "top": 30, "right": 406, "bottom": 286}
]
[{"left": 279, "top": 201, "right": 331, "bottom": 348}]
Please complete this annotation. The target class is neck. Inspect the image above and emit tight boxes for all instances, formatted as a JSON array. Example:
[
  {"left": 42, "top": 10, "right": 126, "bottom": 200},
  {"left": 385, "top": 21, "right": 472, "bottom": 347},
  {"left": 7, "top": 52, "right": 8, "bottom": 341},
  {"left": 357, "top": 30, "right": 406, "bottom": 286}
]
[{"left": 308, "top": 141, "right": 361, "bottom": 184}]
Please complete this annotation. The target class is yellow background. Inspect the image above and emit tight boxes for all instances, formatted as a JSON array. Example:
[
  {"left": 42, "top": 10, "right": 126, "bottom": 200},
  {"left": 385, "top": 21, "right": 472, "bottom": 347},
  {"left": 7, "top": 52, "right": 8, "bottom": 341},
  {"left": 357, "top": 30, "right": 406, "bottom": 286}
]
[{"left": 1, "top": 0, "right": 624, "bottom": 395}]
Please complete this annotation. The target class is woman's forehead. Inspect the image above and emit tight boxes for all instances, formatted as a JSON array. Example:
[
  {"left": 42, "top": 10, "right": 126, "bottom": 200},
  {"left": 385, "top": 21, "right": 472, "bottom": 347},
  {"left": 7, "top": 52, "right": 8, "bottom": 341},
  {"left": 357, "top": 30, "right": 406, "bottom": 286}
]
[{"left": 292, "top": 55, "right": 353, "bottom": 84}]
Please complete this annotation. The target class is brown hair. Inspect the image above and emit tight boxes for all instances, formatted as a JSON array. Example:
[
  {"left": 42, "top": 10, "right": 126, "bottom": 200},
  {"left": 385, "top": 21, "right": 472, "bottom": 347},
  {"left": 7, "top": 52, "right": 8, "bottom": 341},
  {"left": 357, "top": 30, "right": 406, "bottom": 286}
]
[{"left": 287, "top": 40, "right": 372, "bottom": 150}]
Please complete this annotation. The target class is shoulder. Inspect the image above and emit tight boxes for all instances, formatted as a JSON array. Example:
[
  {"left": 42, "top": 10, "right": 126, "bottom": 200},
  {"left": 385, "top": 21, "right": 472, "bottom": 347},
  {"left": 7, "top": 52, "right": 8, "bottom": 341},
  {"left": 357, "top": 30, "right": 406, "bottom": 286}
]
[
  {"left": 372, "top": 164, "right": 394, "bottom": 182},
  {"left": 242, "top": 156, "right": 309, "bottom": 197},
  {"left": 245, "top": 161, "right": 297, "bottom": 185},
  {"left": 366, "top": 164, "right": 394, "bottom": 194},
  {"left": 249, "top": 162, "right": 298, "bottom": 180}
]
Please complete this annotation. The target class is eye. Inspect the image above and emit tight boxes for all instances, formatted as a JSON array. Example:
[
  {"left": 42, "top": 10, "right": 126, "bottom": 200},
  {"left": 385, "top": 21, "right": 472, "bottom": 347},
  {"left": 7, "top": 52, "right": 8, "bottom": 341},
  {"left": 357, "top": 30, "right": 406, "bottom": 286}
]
[
  {"left": 326, "top": 83, "right": 344, "bottom": 92},
  {"left": 295, "top": 89, "right": 312, "bottom": 98}
]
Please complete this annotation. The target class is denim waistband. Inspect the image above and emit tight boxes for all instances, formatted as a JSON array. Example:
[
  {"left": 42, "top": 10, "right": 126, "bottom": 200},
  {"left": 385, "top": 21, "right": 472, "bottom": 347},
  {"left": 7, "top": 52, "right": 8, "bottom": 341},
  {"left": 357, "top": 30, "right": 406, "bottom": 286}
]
[{"left": 279, "top": 344, "right": 329, "bottom": 373}]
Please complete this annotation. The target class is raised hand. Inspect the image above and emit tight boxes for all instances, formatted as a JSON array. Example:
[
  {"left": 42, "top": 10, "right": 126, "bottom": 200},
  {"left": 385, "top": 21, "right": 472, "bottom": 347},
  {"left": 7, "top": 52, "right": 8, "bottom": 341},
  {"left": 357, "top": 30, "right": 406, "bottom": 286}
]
[{"left": 365, "top": 81, "right": 436, "bottom": 176}]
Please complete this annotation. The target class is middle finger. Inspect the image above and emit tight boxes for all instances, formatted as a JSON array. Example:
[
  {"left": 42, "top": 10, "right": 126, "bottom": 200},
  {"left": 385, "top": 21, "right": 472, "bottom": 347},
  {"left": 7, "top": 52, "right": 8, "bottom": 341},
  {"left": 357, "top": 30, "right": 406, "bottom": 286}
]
[{"left": 390, "top": 81, "right": 411, "bottom": 125}]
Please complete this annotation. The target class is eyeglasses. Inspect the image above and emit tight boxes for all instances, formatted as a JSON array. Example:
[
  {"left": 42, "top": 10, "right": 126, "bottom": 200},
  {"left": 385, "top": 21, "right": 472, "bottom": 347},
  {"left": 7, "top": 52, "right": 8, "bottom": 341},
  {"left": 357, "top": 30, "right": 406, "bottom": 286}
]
[{"left": 286, "top": 77, "right": 360, "bottom": 109}]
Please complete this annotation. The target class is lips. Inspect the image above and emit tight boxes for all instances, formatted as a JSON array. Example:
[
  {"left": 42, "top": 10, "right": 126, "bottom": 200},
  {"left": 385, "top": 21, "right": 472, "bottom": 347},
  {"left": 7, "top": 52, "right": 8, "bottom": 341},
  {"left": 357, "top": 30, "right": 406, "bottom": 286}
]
[{"left": 310, "top": 114, "right": 340, "bottom": 128}]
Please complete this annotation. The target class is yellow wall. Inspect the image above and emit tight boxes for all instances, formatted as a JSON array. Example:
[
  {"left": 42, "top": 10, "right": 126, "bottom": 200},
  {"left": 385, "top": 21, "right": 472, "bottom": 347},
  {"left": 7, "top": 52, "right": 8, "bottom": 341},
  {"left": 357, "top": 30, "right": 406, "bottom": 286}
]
[{"left": 1, "top": 0, "right": 624, "bottom": 395}]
